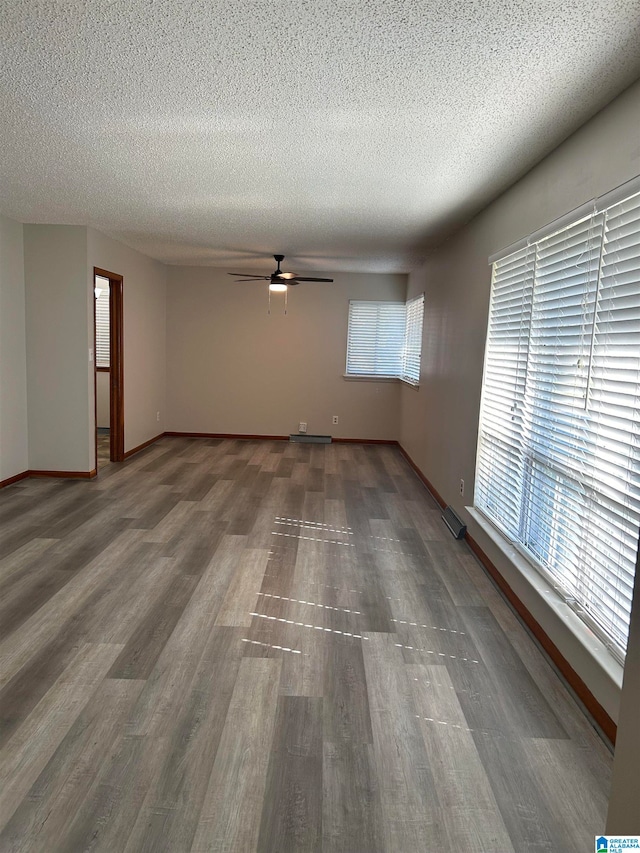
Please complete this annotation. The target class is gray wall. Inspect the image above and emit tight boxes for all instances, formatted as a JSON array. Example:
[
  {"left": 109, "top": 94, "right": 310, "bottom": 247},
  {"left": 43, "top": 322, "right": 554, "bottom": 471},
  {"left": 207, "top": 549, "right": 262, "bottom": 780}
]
[
  {"left": 0, "top": 215, "right": 28, "bottom": 480},
  {"left": 96, "top": 371, "right": 110, "bottom": 429},
  {"left": 400, "top": 78, "right": 640, "bottom": 721},
  {"left": 166, "top": 266, "right": 405, "bottom": 440},
  {"left": 88, "top": 229, "right": 167, "bottom": 454},
  {"left": 24, "top": 225, "right": 92, "bottom": 473}
]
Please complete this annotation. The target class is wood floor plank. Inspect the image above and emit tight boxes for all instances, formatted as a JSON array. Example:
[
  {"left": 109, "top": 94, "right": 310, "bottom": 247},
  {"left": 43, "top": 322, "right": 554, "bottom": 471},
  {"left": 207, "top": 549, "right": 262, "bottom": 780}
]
[
  {"left": 122, "top": 627, "right": 244, "bottom": 853},
  {"left": 0, "top": 642, "right": 124, "bottom": 832},
  {"left": 161, "top": 510, "right": 226, "bottom": 566},
  {"left": 0, "top": 678, "right": 145, "bottom": 853},
  {"left": 423, "top": 541, "right": 486, "bottom": 607},
  {"left": 214, "top": 548, "right": 270, "bottom": 627},
  {"left": 322, "top": 741, "right": 384, "bottom": 853},
  {"left": 323, "top": 637, "right": 373, "bottom": 744},
  {"left": 0, "top": 538, "right": 58, "bottom": 585},
  {"left": 0, "top": 542, "right": 172, "bottom": 749},
  {"left": 143, "top": 500, "right": 198, "bottom": 542},
  {"left": 57, "top": 731, "right": 170, "bottom": 853},
  {"left": 519, "top": 737, "right": 611, "bottom": 853},
  {"left": 257, "top": 695, "right": 323, "bottom": 853},
  {"left": 361, "top": 632, "right": 446, "bottom": 852},
  {"left": 408, "top": 663, "right": 514, "bottom": 852},
  {"left": 278, "top": 540, "right": 334, "bottom": 698},
  {"left": 125, "top": 535, "right": 246, "bottom": 737},
  {"left": 470, "top": 730, "right": 564, "bottom": 852},
  {"left": 190, "top": 657, "right": 282, "bottom": 853},
  {"left": 0, "top": 530, "right": 149, "bottom": 689},
  {"left": 108, "top": 572, "right": 200, "bottom": 679},
  {"left": 458, "top": 605, "right": 569, "bottom": 739}
]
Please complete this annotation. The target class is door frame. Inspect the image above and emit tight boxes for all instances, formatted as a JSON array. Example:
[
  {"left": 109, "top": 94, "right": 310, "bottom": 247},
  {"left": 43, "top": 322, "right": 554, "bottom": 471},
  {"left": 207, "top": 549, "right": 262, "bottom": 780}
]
[{"left": 94, "top": 267, "right": 124, "bottom": 464}]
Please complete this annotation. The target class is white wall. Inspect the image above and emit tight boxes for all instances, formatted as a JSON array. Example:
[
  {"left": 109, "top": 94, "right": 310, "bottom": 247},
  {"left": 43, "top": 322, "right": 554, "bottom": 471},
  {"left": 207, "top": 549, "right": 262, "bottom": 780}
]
[
  {"left": 24, "top": 225, "right": 92, "bottom": 473},
  {"left": 0, "top": 215, "right": 28, "bottom": 481},
  {"left": 96, "top": 371, "right": 110, "bottom": 428},
  {"left": 87, "top": 229, "right": 167, "bottom": 454},
  {"left": 400, "top": 79, "right": 640, "bottom": 721},
  {"left": 166, "top": 267, "right": 405, "bottom": 440}
]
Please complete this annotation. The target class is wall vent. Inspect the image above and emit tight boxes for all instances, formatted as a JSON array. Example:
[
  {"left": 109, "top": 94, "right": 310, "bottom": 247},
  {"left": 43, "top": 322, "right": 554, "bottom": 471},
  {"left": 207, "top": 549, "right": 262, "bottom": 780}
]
[
  {"left": 441, "top": 506, "right": 467, "bottom": 539},
  {"left": 289, "top": 434, "right": 332, "bottom": 444}
]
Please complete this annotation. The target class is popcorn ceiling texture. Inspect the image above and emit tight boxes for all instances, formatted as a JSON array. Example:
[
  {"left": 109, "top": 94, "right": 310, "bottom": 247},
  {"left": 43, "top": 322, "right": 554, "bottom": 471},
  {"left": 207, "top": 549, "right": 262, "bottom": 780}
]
[{"left": 1, "top": 0, "right": 640, "bottom": 272}]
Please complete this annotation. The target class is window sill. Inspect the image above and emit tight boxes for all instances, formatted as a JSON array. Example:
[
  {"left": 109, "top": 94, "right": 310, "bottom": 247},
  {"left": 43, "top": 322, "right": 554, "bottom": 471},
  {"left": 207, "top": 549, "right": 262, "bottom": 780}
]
[
  {"left": 343, "top": 374, "right": 400, "bottom": 382},
  {"left": 343, "top": 374, "right": 420, "bottom": 388},
  {"left": 466, "top": 505, "right": 624, "bottom": 719}
]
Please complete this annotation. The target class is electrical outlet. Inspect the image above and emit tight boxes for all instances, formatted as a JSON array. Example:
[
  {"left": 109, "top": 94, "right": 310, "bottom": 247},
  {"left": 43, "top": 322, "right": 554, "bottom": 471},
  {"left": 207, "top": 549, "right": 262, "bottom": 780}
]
[
  {"left": 157, "top": 411, "right": 160, "bottom": 422},
  {"left": 332, "top": 415, "right": 339, "bottom": 425},
  {"left": 459, "top": 479, "right": 464, "bottom": 496},
  {"left": 299, "top": 422, "right": 307, "bottom": 433}
]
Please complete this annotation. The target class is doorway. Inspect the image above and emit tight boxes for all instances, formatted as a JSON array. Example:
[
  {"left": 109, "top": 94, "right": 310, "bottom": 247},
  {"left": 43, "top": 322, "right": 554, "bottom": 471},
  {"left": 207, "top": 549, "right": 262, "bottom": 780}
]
[{"left": 93, "top": 267, "right": 124, "bottom": 467}]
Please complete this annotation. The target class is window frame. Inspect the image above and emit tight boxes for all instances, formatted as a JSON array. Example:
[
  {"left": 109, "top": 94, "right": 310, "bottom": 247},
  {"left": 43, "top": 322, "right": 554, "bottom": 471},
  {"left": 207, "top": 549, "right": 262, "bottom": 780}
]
[
  {"left": 344, "top": 295, "right": 424, "bottom": 386},
  {"left": 474, "top": 182, "right": 640, "bottom": 663},
  {"left": 95, "top": 276, "right": 110, "bottom": 370}
]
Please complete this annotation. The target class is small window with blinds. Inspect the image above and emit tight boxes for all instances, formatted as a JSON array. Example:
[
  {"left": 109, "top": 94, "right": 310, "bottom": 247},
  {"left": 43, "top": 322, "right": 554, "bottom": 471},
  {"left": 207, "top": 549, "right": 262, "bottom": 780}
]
[
  {"left": 475, "top": 186, "right": 640, "bottom": 662},
  {"left": 346, "top": 301, "right": 406, "bottom": 378},
  {"left": 402, "top": 294, "right": 424, "bottom": 385},
  {"left": 346, "top": 296, "right": 425, "bottom": 383},
  {"left": 95, "top": 277, "right": 110, "bottom": 369}
]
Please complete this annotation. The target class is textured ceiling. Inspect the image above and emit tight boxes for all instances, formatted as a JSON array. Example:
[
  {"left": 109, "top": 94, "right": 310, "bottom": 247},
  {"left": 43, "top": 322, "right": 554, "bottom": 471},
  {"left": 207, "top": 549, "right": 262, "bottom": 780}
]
[{"left": 1, "top": 1, "right": 640, "bottom": 273}]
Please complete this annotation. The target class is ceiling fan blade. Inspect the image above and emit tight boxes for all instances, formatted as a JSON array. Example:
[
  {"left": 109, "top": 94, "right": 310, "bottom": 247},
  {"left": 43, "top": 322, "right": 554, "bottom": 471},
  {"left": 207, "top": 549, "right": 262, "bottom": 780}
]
[
  {"left": 277, "top": 271, "right": 297, "bottom": 280},
  {"left": 289, "top": 277, "right": 334, "bottom": 283},
  {"left": 229, "top": 274, "right": 270, "bottom": 280}
]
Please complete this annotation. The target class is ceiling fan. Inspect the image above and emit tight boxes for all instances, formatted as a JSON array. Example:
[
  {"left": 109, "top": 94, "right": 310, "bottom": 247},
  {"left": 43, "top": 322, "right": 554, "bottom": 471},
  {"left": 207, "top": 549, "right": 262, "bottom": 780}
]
[{"left": 228, "top": 254, "right": 333, "bottom": 290}]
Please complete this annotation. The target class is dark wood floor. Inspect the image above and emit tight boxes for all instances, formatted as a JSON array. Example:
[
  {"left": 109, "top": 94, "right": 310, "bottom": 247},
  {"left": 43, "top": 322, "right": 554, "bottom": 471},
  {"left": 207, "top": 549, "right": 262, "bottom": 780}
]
[{"left": 0, "top": 437, "right": 611, "bottom": 851}]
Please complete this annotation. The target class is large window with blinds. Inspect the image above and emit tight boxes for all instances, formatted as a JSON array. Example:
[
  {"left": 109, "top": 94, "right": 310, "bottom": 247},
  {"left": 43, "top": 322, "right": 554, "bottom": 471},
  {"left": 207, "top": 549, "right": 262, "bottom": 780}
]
[
  {"left": 346, "top": 294, "right": 424, "bottom": 384},
  {"left": 475, "top": 185, "right": 640, "bottom": 661}
]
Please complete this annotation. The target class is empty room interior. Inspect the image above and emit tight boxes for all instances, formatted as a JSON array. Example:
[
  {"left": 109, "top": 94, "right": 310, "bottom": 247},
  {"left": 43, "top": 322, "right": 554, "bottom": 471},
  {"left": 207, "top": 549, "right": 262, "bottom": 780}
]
[{"left": 1, "top": 2, "right": 640, "bottom": 851}]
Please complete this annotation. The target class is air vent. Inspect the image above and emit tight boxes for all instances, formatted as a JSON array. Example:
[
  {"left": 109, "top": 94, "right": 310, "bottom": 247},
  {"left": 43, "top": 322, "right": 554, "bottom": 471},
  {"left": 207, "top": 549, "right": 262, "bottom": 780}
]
[
  {"left": 441, "top": 506, "right": 467, "bottom": 539},
  {"left": 289, "top": 434, "right": 332, "bottom": 444}
]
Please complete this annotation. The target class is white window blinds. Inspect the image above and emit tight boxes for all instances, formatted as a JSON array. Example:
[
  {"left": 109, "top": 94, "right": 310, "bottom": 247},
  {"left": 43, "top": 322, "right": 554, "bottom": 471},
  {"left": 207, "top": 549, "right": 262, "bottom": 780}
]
[
  {"left": 475, "top": 189, "right": 640, "bottom": 661},
  {"left": 346, "top": 296, "right": 425, "bottom": 383},
  {"left": 402, "top": 294, "right": 424, "bottom": 385},
  {"left": 346, "top": 301, "right": 406, "bottom": 377},
  {"left": 95, "top": 278, "right": 110, "bottom": 369}
]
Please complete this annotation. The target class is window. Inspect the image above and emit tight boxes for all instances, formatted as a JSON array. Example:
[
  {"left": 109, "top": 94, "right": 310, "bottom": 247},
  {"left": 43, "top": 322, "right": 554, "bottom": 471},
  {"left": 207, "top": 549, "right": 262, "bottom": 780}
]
[
  {"left": 95, "top": 276, "right": 110, "bottom": 369},
  {"left": 402, "top": 294, "right": 424, "bottom": 385},
  {"left": 346, "top": 294, "right": 424, "bottom": 384},
  {"left": 475, "top": 184, "right": 640, "bottom": 661}
]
